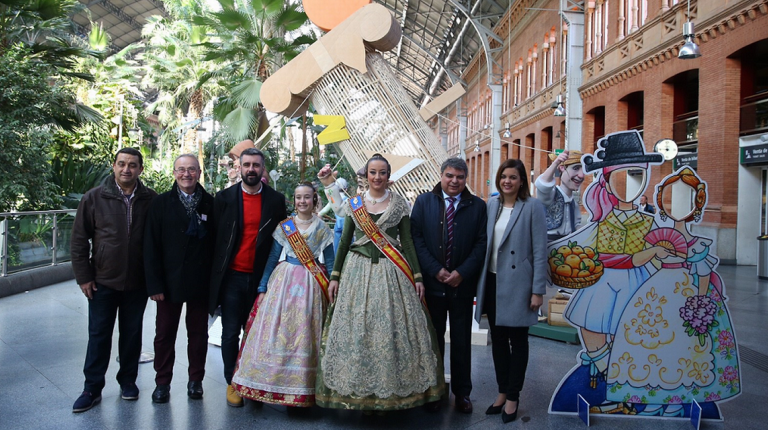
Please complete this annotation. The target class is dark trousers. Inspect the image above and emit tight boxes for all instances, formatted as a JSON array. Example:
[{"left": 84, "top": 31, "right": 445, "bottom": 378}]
[
  {"left": 220, "top": 270, "right": 254, "bottom": 385},
  {"left": 83, "top": 285, "right": 148, "bottom": 394},
  {"left": 153, "top": 299, "right": 208, "bottom": 385},
  {"left": 484, "top": 273, "right": 529, "bottom": 401},
  {"left": 425, "top": 292, "right": 473, "bottom": 397}
]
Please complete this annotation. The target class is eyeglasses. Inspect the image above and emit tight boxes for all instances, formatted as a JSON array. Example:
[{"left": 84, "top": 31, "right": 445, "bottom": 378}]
[{"left": 175, "top": 167, "right": 199, "bottom": 174}]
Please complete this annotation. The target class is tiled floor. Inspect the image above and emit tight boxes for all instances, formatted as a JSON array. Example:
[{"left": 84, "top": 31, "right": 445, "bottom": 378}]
[{"left": 0, "top": 265, "right": 765, "bottom": 429}]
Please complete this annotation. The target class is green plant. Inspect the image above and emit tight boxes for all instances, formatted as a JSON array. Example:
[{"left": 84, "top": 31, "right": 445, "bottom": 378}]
[
  {"left": 193, "top": 0, "right": 315, "bottom": 144},
  {"left": 50, "top": 158, "right": 111, "bottom": 208},
  {"left": 140, "top": 151, "right": 177, "bottom": 193}
]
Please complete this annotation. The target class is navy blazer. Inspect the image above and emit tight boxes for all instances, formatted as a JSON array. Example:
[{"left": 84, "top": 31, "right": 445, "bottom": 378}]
[{"left": 410, "top": 183, "right": 487, "bottom": 298}]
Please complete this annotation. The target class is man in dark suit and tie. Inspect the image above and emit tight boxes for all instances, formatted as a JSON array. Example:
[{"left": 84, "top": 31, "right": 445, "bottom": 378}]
[{"left": 410, "top": 158, "right": 487, "bottom": 413}]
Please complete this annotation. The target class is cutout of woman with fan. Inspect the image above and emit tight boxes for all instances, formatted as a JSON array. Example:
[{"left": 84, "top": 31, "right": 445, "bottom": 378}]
[{"left": 605, "top": 167, "right": 741, "bottom": 418}]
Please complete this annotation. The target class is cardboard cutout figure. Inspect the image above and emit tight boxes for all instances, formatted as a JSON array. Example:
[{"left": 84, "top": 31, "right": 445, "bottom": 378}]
[
  {"left": 548, "top": 131, "right": 741, "bottom": 420},
  {"left": 535, "top": 150, "right": 585, "bottom": 242}
]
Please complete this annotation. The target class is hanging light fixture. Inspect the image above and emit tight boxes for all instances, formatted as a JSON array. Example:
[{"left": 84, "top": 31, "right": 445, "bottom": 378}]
[
  {"left": 473, "top": 139, "right": 480, "bottom": 152},
  {"left": 501, "top": 122, "right": 511, "bottom": 138},
  {"left": 553, "top": 94, "right": 566, "bottom": 117},
  {"left": 678, "top": 0, "right": 701, "bottom": 59}
]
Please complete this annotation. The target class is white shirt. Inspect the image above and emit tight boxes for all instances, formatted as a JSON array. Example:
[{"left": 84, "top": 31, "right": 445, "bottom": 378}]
[
  {"left": 442, "top": 190, "right": 461, "bottom": 211},
  {"left": 490, "top": 206, "right": 514, "bottom": 274}
]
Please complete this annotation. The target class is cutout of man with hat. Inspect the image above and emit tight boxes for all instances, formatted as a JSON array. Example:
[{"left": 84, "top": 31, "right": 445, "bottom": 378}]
[
  {"left": 535, "top": 150, "right": 585, "bottom": 242},
  {"left": 548, "top": 130, "right": 673, "bottom": 415}
]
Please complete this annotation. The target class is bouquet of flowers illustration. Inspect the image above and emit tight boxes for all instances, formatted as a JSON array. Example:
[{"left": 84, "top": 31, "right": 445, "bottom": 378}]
[{"left": 679, "top": 295, "right": 719, "bottom": 346}]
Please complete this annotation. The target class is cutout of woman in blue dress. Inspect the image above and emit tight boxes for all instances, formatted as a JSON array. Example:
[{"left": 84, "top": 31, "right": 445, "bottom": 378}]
[
  {"left": 605, "top": 167, "right": 741, "bottom": 418},
  {"left": 549, "top": 131, "right": 668, "bottom": 415}
]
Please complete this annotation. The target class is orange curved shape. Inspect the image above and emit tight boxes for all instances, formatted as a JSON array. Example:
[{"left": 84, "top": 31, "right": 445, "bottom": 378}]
[{"left": 302, "top": 0, "right": 372, "bottom": 32}]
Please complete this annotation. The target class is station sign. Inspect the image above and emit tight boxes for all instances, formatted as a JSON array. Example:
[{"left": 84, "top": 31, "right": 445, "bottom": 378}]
[
  {"left": 741, "top": 143, "right": 768, "bottom": 166},
  {"left": 674, "top": 152, "right": 698, "bottom": 170}
]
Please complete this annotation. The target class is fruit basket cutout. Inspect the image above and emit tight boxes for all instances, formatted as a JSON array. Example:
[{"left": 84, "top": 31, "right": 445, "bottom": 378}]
[{"left": 549, "top": 241, "right": 604, "bottom": 289}]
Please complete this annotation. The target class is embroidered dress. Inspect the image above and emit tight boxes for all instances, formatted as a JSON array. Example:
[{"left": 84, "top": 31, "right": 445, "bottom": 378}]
[
  {"left": 232, "top": 216, "right": 334, "bottom": 407},
  {"left": 562, "top": 209, "right": 655, "bottom": 334},
  {"left": 548, "top": 208, "right": 656, "bottom": 400},
  {"left": 606, "top": 235, "right": 740, "bottom": 406},
  {"left": 316, "top": 192, "right": 445, "bottom": 410}
]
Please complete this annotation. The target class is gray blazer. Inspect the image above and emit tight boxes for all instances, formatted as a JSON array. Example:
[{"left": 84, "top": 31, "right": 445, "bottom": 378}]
[{"left": 474, "top": 195, "right": 548, "bottom": 327}]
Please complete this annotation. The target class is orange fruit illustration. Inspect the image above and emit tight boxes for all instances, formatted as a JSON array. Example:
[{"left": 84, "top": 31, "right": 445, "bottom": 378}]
[
  {"left": 555, "top": 265, "right": 572, "bottom": 277},
  {"left": 565, "top": 254, "right": 582, "bottom": 269},
  {"left": 582, "top": 259, "right": 596, "bottom": 272},
  {"left": 549, "top": 257, "right": 560, "bottom": 272},
  {"left": 557, "top": 246, "right": 572, "bottom": 257}
]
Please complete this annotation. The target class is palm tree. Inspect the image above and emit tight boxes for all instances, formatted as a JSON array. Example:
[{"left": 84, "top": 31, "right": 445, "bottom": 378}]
[
  {"left": 140, "top": 13, "right": 222, "bottom": 155},
  {"left": 193, "top": 0, "right": 315, "bottom": 144},
  {"left": 0, "top": 0, "right": 101, "bottom": 81}
]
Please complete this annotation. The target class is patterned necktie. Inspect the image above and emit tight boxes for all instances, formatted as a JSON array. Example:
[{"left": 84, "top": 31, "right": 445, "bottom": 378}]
[{"left": 446, "top": 197, "right": 456, "bottom": 268}]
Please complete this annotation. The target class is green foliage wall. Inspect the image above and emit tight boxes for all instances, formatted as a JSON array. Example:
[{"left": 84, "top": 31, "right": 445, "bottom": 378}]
[{"left": 0, "top": 46, "right": 68, "bottom": 212}]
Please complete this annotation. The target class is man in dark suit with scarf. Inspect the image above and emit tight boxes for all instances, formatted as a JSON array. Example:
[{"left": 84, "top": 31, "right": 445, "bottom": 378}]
[{"left": 144, "top": 154, "right": 215, "bottom": 403}]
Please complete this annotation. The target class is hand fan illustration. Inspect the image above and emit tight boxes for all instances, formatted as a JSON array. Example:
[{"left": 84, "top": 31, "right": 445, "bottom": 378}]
[{"left": 645, "top": 228, "right": 688, "bottom": 258}]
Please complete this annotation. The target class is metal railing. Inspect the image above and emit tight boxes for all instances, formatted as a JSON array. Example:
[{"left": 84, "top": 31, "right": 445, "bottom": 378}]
[
  {"left": 740, "top": 97, "right": 768, "bottom": 135},
  {"left": 673, "top": 115, "right": 699, "bottom": 144},
  {"left": 1, "top": 210, "right": 77, "bottom": 277}
]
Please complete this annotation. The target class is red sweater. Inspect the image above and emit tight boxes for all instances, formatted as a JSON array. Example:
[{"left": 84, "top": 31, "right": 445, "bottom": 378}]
[{"left": 229, "top": 191, "right": 262, "bottom": 272}]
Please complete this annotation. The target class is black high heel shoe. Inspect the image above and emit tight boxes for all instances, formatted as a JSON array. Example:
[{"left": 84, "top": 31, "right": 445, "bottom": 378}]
[
  {"left": 485, "top": 403, "right": 504, "bottom": 415},
  {"left": 501, "top": 400, "right": 519, "bottom": 424}
]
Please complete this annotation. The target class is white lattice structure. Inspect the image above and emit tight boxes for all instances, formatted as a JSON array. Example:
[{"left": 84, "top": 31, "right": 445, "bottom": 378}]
[{"left": 311, "top": 52, "right": 449, "bottom": 201}]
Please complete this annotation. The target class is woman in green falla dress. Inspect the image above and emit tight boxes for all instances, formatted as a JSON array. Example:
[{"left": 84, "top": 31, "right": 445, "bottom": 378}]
[{"left": 315, "top": 154, "right": 444, "bottom": 411}]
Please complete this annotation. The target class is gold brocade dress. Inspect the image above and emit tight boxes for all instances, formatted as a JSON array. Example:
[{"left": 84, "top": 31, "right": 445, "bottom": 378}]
[{"left": 315, "top": 192, "right": 445, "bottom": 410}]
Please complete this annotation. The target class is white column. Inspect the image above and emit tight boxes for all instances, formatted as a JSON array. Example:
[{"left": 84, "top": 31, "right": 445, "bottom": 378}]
[
  {"left": 562, "top": 3, "right": 585, "bottom": 152},
  {"left": 631, "top": 0, "right": 639, "bottom": 32},
  {"left": 489, "top": 83, "right": 503, "bottom": 195},
  {"left": 456, "top": 100, "right": 467, "bottom": 157},
  {"left": 586, "top": 2, "right": 594, "bottom": 60},
  {"left": 618, "top": 0, "right": 626, "bottom": 40}
]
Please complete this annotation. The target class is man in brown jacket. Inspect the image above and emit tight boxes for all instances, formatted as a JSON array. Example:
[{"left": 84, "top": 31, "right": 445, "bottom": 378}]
[{"left": 70, "top": 147, "right": 157, "bottom": 413}]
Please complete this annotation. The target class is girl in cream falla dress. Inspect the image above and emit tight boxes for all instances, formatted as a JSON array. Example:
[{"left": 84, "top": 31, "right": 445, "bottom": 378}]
[{"left": 232, "top": 183, "right": 334, "bottom": 407}]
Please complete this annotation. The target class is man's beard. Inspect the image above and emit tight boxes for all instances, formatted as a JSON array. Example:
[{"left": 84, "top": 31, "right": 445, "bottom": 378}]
[{"left": 242, "top": 172, "right": 261, "bottom": 186}]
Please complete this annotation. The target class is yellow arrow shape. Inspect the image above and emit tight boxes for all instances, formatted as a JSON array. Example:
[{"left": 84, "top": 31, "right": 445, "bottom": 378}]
[{"left": 314, "top": 115, "right": 351, "bottom": 145}]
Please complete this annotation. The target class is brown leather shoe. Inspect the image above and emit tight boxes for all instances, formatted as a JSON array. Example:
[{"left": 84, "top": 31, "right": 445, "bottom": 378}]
[{"left": 455, "top": 396, "right": 473, "bottom": 413}]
